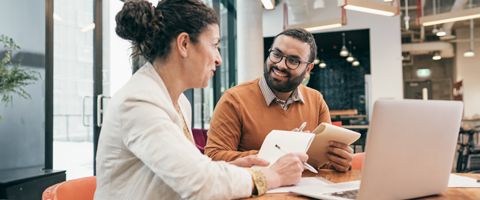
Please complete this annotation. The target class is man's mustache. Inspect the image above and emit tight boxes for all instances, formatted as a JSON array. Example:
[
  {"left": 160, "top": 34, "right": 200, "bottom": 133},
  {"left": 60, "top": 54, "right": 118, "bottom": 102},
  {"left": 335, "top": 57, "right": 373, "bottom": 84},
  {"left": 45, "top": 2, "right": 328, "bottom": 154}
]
[{"left": 269, "top": 65, "right": 290, "bottom": 77}]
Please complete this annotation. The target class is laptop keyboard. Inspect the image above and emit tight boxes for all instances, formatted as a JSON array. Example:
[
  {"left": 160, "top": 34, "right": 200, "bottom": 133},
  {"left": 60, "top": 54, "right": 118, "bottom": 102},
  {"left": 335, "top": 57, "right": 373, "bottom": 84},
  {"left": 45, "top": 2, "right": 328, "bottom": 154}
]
[{"left": 331, "top": 189, "right": 359, "bottom": 199}]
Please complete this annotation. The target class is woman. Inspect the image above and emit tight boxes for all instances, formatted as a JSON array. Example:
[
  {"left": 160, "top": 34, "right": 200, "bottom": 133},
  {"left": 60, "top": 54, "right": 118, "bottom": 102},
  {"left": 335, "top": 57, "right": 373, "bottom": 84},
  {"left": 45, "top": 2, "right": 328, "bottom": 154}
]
[{"left": 94, "top": 0, "right": 308, "bottom": 199}]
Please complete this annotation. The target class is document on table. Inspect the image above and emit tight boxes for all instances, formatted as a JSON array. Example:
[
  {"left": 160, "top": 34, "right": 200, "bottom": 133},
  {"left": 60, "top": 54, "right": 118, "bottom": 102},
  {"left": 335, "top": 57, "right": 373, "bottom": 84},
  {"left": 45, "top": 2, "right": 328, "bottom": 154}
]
[
  {"left": 289, "top": 180, "right": 361, "bottom": 195},
  {"left": 448, "top": 174, "right": 480, "bottom": 188},
  {"left": 266, "top": 177, "right": 331, "bottom": 193}
]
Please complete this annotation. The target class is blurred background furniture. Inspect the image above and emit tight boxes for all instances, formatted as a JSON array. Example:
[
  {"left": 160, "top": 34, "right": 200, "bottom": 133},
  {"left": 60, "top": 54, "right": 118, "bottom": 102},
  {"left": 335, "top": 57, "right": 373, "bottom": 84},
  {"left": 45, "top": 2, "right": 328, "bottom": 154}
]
[
  {"left": 456, "top": 125, "right": 480, "bottom": 173},
  {"left": 0, "top": 168, "right": 65, "bottom": 200},
  {"left": 42, "top": 176, "right": 96, "bottom": 200},
  {"left": 192, "top": 128, "right": 209, "bottom": 154}
]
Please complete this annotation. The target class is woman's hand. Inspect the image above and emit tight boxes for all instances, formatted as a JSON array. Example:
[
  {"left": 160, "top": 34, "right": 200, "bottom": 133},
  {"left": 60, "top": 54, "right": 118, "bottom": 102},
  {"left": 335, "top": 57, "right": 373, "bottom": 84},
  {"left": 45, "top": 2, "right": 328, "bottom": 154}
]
[
  {"left": 229, "top": 155, "right": 269, "bottom": 168},
  {"left": 260, "top": 153, "right": 308, "bottom": 189}
]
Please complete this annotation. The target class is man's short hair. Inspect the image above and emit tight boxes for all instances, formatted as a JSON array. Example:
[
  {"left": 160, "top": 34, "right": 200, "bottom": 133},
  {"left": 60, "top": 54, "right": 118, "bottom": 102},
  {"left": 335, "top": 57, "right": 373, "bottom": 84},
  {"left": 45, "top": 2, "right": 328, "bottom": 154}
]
[{"left": 273, "top": 28, "right": 317, "bottom": 63}]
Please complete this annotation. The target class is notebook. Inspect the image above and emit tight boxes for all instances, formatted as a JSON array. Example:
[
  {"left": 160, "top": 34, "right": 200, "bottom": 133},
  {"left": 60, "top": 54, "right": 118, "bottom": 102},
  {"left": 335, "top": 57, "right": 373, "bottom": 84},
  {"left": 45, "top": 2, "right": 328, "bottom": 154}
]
[{"left": 257, "top": 124, "right": 361, "bottom": 168}]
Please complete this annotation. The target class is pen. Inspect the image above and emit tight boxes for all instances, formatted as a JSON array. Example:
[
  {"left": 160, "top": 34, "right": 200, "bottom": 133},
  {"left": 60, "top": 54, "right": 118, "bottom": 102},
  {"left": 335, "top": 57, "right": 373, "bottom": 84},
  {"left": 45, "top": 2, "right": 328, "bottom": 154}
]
[
  {"left": 274, "top": 144, "right": 318, "bottom": 174},
  {"left": 298, "top": 122, "right": 307, "bottom": 132}
]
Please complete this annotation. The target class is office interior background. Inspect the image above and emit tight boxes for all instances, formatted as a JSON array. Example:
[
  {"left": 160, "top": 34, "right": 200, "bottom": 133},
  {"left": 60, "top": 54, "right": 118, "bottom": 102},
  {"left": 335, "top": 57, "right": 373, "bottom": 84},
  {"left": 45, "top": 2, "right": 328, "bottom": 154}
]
[{"left": 0, "top": 0, "right": 479, "bottom": 198}]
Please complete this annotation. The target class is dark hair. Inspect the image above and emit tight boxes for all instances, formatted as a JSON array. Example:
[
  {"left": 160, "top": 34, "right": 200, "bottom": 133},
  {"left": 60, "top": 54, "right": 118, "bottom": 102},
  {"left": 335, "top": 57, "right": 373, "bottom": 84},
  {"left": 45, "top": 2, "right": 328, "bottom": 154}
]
[
  {"left": 273, "top": 28, "right": 317, "bottom": 63},
  {"left": 115, "top": 0, "right": 219, "bottom": 63}
]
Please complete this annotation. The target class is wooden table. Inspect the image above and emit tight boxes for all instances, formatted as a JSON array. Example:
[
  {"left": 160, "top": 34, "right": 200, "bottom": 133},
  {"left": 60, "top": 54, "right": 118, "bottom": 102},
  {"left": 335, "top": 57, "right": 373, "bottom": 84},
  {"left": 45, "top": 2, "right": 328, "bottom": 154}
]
[{"left": 246, "top": 169, "right": 480, "bottom": 199}]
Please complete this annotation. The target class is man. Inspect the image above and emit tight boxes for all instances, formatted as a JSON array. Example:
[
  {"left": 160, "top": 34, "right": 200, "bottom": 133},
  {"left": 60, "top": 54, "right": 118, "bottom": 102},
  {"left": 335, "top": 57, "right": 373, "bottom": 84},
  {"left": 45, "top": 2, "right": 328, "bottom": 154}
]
[{"left": 205, "top": 28, "right": 353, "bottom": 172}]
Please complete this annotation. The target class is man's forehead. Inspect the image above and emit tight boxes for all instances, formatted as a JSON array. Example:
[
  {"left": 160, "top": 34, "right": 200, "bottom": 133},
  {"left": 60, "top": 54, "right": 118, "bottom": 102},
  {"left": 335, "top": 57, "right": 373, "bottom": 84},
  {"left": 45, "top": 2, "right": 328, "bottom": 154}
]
[{"left": 272, "top": 35, "right": 310, "bottom": 57}]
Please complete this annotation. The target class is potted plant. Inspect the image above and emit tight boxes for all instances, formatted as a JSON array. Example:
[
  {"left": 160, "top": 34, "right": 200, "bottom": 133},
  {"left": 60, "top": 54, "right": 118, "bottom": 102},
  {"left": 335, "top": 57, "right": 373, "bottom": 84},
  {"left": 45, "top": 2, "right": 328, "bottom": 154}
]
[{"left": 0, "top": 34, "right": 38, "bottom": 119}]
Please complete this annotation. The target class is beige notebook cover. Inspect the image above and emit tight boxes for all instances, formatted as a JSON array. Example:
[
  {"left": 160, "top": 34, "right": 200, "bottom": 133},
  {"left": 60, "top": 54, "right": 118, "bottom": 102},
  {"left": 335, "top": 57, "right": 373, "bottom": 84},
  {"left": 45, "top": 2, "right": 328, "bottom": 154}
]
[{"left": 306, "top": 122, "right": 361, "bottom": 169}]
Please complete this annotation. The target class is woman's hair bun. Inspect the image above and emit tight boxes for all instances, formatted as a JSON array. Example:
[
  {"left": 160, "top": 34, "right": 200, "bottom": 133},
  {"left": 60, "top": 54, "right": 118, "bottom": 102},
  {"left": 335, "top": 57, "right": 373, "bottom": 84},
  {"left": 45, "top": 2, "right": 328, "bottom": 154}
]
[{"left": 115, "top": 0, "right": 155, "bottom": 43}]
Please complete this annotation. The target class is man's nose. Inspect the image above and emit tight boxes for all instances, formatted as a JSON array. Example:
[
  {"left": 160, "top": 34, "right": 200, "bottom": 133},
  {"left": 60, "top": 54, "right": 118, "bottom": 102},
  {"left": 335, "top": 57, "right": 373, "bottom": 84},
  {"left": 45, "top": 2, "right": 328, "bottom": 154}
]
[
  {"left": 276, "top": 57, "right": 288, "bottom": 70},
  {"left": 215, "top": 52, "right": 222, "bottom": 67}
]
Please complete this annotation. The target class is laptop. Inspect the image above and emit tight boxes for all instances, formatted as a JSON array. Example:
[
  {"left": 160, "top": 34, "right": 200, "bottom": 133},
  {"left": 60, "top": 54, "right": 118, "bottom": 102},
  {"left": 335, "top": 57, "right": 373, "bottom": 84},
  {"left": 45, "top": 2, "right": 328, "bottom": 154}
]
[{"left": 291, "top": 99, "right": 464, "bottom": 200}]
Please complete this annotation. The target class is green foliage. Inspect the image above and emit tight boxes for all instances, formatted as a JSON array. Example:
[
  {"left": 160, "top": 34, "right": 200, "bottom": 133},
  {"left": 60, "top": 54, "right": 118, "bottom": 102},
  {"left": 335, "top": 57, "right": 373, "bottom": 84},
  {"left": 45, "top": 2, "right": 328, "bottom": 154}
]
[{"left": 0, "top": 34, "right": 38, "bottom": 106}]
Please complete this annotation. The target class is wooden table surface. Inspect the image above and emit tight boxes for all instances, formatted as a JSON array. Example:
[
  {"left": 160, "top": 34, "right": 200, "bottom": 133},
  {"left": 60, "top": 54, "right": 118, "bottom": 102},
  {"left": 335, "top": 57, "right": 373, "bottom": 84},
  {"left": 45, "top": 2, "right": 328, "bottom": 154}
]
[{"left": 245, "top": 169, "right": 480, "bottom": 200}]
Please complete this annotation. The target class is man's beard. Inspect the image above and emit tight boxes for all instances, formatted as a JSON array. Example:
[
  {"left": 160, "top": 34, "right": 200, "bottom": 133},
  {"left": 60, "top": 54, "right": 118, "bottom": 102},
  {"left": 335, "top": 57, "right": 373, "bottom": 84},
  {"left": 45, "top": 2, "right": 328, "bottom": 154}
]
[{"left": 263, "top": 63, "right": 307, "bottom": 93}]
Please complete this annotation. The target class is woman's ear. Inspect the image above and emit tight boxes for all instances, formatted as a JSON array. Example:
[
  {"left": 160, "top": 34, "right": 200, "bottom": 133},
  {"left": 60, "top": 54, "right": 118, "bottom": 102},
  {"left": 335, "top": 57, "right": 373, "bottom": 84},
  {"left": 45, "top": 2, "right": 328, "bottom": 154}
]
[{"left": 176, "top": 32, "right": 190, "bottom": 58}]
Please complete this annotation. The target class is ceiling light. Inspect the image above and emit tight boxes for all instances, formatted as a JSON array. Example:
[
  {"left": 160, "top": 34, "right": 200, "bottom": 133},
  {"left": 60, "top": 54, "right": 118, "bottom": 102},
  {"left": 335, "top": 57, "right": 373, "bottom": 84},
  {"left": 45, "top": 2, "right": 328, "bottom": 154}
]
[
  {"left": 420, "top": 7, "right": 480, "bottom": 26},
  {"left": 314, "top": 58, "right": 320, "bottom": 64},
  {"left": 464, "top": 50, "right": 475, "bottom": 57},
  {"left": 339, "top": 32, "right": 349, "bottom": 57},
  {"left": 288, "top": 10, "right": 346, "bottom": 32},
  {"left": 403, "top": 0, "right": 410, "bottom": 30},
  {"left": 432, "top": 52, "right": 442, "bottom": 60},
  {"left": 339, "top": 46, "right": 349, "bottom": 57},
  {"left": 464, "top": 17, "right": 475, "bottom": 58},
  {"left": 261, "top": 0, "right": 275, "bottom": 10},
  {"left": 305, "top": 23, "right": 343, "bottom": 32},
  {"left": 319, "top": 61, "right": 327, "bottom": 68},
  {"left": 436, "top": 29, "right": 447, "bottom": 37},
  {"left": 352, "top": 60, "right": 360, "bottom": 66},
  {"left": 289, "top": 19, "right": 344, "bottom": 32},
  {"left": 339, "top": 0, "right": 398, "bottom": 16},
  {"left": 346, "top": 54, "right": 354, "bottom": 62}
]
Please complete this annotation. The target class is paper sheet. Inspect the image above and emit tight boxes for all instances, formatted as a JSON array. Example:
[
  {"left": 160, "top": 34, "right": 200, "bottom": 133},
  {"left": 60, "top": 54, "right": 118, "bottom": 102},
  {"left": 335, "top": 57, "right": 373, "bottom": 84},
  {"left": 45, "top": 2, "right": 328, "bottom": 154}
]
[
  {"left": 448, "top": 174, "right": 480, "bottom": 188},
  {"left": 289, "top": 180, "right": 361, "bottom": 195},
  {"left": 267, "top": 177, "right": 331, "bottom": 193}
]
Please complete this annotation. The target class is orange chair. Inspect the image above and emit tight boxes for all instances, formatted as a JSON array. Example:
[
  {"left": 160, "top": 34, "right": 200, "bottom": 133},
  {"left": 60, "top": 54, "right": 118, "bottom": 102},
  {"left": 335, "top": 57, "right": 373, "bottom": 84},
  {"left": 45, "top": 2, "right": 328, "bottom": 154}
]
[
  {"left": 42, "top": 176, "right": 96, "bottom": 200},
  {"left": 332, "top": 121, "right": 343, "bottom": 126},
  {"left": 351, "top": 152, "right": 366, "bottom": 170}
]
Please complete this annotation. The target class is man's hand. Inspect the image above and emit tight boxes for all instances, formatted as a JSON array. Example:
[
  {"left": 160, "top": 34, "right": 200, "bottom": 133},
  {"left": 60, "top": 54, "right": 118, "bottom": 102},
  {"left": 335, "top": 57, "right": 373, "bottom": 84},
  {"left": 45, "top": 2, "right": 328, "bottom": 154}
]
[
  {"left": 326, "top": 141, "right": 353, "bottom": 172},
  {"left": 229, "top": 155, "right": 269, "bottom": 168}
]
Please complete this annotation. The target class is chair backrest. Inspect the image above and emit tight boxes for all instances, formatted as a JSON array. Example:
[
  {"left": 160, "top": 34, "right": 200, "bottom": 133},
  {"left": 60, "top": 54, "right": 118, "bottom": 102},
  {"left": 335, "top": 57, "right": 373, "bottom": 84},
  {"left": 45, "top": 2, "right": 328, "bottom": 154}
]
[
  {"left": 192, "top": 128, "right": 208, "bottom": 153},
  {"left": 42, "top": 176, "right": 96, "bottom": 200},
  {"left": 351, "top": 152, "right": 365, "bottom": 170},
  {"left": 332, "top": 121, "right": 343, "bottom": 126}
]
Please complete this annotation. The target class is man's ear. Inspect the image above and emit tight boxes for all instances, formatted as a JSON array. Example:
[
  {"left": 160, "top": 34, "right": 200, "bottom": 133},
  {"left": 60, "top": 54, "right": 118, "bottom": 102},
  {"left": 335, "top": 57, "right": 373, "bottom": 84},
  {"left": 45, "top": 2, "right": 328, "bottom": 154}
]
[
  {"left": 306, "top": 63, "right": 314, "bottom": 73},
  {"left": 176, "top": 32, "right": 190, "bottom": 58}
]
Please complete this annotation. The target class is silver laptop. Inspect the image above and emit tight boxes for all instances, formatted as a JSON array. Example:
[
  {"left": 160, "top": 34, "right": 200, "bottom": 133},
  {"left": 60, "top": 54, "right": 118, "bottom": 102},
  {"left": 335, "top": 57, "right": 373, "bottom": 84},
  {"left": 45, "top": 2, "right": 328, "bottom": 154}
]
[{"left": 291, "top": 99, "right": 464, "bottom": 200}]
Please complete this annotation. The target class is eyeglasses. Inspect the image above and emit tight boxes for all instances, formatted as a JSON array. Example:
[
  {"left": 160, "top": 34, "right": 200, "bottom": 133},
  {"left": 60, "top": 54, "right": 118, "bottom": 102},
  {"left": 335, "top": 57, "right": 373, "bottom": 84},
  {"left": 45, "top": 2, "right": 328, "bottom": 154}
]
[{"left": 268, "top": 49, "right": 311, "bottom": 70}]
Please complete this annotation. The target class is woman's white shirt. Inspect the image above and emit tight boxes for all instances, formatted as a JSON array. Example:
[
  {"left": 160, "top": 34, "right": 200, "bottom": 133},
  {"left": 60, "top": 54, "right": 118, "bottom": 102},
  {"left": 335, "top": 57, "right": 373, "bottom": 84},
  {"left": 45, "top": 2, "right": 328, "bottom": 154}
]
[{"left": 94, "top": 63, "right": 252, "bottom": 200}]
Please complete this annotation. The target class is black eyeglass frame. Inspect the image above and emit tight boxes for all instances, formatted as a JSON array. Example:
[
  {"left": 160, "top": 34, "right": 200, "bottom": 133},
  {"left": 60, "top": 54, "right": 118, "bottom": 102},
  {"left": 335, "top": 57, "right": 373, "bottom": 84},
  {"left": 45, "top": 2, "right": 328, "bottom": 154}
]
[{"left": 267, "top": 48, "right": 312, "bottom": 70}]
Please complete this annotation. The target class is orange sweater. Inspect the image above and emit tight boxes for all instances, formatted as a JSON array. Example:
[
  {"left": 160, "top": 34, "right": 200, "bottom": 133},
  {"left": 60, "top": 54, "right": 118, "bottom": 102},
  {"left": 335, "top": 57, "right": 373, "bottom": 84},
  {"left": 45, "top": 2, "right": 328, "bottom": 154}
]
[{"left": 205, "top": 79, "right": 331, "bottom": 161}]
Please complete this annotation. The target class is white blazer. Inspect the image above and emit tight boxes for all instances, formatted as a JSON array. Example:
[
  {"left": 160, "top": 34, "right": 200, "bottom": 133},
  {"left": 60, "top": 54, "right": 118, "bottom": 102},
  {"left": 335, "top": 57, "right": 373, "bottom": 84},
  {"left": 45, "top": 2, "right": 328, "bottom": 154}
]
[{"left": 94, "top": 63, "right": 252, "bottom": 200}]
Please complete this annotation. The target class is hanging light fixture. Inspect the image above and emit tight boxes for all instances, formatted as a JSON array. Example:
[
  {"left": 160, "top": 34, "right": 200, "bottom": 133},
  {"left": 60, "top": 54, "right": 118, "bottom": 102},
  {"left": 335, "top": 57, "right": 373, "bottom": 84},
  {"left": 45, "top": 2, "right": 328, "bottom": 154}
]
[
  {"left": 313, "top": 58, "right": 320, "bottom": 64},
  {"left": 319, "top": 60, "right": 327, "bottom": 68},
  {"left": 346, "top": 53, "right": 354, "bottom": 62},
  {"left": 434, "top": 0, "right": 446, "bottom": 37},
  {"left": 436, "top": 28, "right": 447, "bottom": 37},
  {"left": 432, "top": 51, "right": 442, "bottom": 60},
  {"left": 463, "top": 19, "right": 475, "bottom": 57},
  {"left": 352, "top": 59, "right": 360, "bottom": 66},
  {"left": 464, "top": 1, "right": 475, "bottom": 58},
  {"left": 431, "top": 0, "right": 439, "bottom": 35},
  {"left": 346, "top": 41, "right": 354, "bottom": 62},
  {"left": 339, "top": 33, "right": 349, "bottom": 57},
  {"left": 403, "top": 0, "right": 410, "bottom": 30}
]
